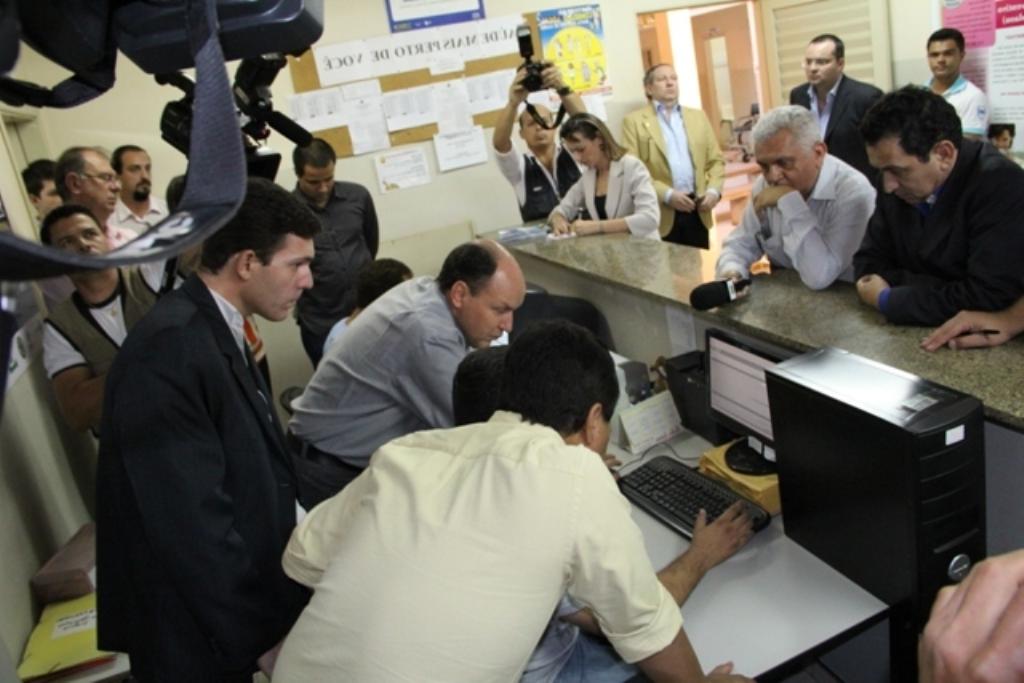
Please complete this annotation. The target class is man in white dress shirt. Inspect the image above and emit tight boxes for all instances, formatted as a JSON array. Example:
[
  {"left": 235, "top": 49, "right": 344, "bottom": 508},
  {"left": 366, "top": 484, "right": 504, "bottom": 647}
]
[{"left": 716, "top": 105, "right": 875, "bottom": 290}]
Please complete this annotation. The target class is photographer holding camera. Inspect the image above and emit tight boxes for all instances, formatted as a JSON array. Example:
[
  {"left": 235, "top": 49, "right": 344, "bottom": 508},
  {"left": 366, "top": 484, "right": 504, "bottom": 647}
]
[{"left": 493, "top": 54, "right": 587, "bottom": 223}]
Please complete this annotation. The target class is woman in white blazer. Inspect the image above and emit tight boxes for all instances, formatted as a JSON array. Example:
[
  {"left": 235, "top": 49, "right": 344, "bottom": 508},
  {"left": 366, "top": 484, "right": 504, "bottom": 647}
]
[{"left": 548, "top": 113, "right": 661, "bottom": 240}]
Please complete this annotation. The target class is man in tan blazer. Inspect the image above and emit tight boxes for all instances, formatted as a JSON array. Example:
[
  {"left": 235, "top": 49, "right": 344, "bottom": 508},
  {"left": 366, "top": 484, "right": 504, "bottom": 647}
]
[{"left": 622, "top": 64, "right": 725, "bottom": 248}]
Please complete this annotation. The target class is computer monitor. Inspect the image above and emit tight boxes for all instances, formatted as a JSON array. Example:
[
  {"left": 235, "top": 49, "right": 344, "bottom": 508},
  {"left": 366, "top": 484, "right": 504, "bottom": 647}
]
[{"left": 705, "top": 329, "right": 783, "bottom": 475}]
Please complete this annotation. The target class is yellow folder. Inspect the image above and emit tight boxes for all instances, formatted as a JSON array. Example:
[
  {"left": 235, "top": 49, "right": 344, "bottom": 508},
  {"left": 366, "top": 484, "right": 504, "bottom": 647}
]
[
  {"left": 698, "top": 440, "right": 781, "bottom": 515},
  {"left": 17, "top": 592, "right": 115, "bottom": 681}
]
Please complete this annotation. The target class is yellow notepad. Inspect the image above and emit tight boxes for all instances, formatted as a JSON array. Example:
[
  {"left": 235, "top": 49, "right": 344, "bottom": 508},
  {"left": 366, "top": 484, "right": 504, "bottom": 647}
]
[
  {"left": 17, "top": 592, "right": 115, "bottom": 681},
  {"left": 699, "top": 440, "right": 782, "bottom": 515}
]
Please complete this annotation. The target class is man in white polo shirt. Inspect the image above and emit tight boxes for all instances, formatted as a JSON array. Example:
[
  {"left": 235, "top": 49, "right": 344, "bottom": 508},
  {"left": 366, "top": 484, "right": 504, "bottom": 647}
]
[{"left": 926, "top": 27, "right": 988, "bottom": 139}]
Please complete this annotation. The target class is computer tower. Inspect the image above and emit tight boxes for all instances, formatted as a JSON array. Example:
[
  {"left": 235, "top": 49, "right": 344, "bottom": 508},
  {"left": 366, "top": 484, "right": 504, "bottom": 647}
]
[{"left": 766, "top": 347, "right": 985, "bottom": 680}]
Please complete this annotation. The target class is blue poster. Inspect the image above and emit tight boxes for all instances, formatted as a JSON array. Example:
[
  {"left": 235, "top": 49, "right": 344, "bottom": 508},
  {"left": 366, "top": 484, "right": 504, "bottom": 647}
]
[{"left": 386, "top": 0, "right": 485, "bottom": 33}]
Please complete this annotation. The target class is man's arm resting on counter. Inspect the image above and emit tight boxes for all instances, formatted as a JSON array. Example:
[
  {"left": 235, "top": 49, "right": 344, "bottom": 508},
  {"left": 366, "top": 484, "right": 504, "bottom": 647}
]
[{"left": 922, "top": 295, "right": 1024, "bottom": 351}]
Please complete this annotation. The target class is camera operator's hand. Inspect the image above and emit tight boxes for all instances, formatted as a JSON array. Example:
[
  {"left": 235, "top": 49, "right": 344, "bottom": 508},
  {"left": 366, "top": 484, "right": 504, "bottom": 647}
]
[
  {"left": 508, "top": 66, "right": 529, "bottom": 105},
  {"left": 540, "top": 62, "right": 567, "bottom": 91}
]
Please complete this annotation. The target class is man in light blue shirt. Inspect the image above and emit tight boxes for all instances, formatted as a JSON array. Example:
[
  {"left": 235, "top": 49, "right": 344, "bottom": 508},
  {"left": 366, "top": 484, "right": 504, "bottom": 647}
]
[{"left": 289, "top": 240, "right": 526, "bottom": 508}]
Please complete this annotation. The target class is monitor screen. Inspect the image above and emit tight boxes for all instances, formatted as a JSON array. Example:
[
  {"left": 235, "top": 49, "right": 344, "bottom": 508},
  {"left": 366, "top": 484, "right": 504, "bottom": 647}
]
[{"left": 706, "top": 329, "right": 781, "bottom": 446}]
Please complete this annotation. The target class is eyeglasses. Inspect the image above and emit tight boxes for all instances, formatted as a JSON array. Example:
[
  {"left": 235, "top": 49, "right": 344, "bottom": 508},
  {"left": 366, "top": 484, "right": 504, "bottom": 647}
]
[{"left": 78, "top": 172, "right": 119, "bottom": 185}]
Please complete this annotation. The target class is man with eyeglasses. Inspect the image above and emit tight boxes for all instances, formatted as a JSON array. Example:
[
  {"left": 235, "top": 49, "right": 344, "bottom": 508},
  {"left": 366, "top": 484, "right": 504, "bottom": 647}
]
[
  {"left": 54, "top": 146, "right": 135, "bottom": 248},
  {"left": 291, "top": 137, "right": 378, "bottom": 366},
  {"left": 39, "top": 204, "right": 165, "bottom": 433}
]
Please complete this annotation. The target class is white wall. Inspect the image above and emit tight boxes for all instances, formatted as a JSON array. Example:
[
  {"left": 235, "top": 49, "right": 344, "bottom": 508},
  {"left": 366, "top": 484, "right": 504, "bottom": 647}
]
[{"left": 889, "top": 0, "right": 938, "bottom": 86}]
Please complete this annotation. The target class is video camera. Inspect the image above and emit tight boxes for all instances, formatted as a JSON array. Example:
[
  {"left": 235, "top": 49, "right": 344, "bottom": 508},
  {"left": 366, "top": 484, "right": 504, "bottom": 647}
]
[
  {"left": 0, "top": 0, "right": 324, "bottom": 413},
  {"left": 158, "top": 53, "right": 313, "bottom": 181}
]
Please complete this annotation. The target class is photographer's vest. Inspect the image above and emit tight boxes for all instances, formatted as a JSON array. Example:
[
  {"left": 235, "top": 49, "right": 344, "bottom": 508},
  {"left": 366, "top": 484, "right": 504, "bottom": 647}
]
[
  {"left": 519, "top": 146, "right": 582, "bottom": 222},
  {"left": 46, "top": 268, "right": 158, "bottom": 378}
]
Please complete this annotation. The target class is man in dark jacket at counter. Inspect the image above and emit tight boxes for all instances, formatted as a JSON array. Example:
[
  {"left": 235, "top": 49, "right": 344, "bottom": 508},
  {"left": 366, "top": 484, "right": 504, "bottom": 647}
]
[{"left": 853, "top": 86, "right": 1024, "bottom": 326}]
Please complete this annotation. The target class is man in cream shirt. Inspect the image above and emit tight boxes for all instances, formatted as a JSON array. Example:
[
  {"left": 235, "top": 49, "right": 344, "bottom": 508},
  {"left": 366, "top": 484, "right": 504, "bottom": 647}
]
[{"left": 272, "top": 322, "right": 753, "bottom": 683}]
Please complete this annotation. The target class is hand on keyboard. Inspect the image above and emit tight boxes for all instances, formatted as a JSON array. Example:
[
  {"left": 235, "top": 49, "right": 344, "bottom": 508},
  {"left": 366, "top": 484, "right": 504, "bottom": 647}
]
[
  {"left": 618, "top": 456, "right": 771, "bottom": 539},
  {"left": 690, "top": 501, "right": 755, "bottom": 572}
]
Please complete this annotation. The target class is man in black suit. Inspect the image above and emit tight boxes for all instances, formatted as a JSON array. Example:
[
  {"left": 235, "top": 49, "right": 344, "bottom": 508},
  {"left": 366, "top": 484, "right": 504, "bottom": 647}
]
[
  {"left": 789, "top": 33, "right": 882, "bottom": 179},
  {"left": 96, "top": 178, "right": 318, "bottom": 682}
]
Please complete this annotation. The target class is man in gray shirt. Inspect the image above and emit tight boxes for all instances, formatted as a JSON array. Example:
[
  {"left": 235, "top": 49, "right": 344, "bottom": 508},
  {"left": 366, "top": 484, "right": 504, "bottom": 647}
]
[
  {"left": 292, "top": 138, "right": 379, "bottom": 366},
  {"left": 289, "top": 240, "right": 526, "bottom": 507},
  {"left": 716, "top": 105, "right": 876, "bottom": 290}
]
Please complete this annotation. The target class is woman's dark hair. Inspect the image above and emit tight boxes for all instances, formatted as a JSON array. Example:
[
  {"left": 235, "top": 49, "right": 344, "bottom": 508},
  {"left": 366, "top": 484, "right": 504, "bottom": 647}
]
[{"left": 559, "top": 113, "right": 626, "bottom": 161}]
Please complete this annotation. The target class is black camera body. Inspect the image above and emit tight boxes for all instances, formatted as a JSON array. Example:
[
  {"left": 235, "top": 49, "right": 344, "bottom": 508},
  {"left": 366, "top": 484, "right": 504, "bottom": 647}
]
[{"left": 516, "top": 25, "right": 544, "bottom": 93}]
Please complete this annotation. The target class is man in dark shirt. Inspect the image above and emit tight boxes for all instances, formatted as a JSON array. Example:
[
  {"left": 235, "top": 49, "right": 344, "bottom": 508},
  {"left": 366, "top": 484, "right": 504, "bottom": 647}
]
[
  {"left": 292, "top": 137, "right": 379, "bottom": 365},
  {"left": 853, "top": 86, "right": 1024, "bottom": 326}
]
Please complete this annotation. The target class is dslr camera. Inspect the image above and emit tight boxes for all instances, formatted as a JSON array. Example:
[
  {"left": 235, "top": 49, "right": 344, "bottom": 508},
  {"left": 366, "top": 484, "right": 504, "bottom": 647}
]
[{"left": 516, "top": 25, "right": 545, "bottom": 92}]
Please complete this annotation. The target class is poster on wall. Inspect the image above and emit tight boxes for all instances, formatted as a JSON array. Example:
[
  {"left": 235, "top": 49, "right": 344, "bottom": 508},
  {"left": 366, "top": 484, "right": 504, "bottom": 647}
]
[
  {"left": 942, "top": 0, "right": 1024, "bottom": 152},
  {"left": 314, "top": 15, "right": 520, "bottom": 86},
  {"left": 386, "top": 0, "right": 484, "bottom": 33},
  {"left": 537, "top": 5, "right": 611, "bottom": 95}
]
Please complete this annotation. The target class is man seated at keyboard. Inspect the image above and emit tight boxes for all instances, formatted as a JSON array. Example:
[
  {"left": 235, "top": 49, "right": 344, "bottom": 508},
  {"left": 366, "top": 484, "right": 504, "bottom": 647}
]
[
  {"left": 271, "top": 321, "right": 754, "bottom": 683},
  {"left": 450, "top": 343, "right": 755, "bottom": 682}
]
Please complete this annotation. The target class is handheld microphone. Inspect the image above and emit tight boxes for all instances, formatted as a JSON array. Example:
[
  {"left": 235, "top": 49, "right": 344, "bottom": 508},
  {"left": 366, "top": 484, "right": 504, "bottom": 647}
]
[{"left": 689, "top": 279, "right": 751, "bottom": 311}]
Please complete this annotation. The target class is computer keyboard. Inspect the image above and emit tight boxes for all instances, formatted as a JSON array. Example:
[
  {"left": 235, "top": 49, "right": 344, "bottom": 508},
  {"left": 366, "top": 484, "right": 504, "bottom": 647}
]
[{"left": 619, "top": 456, "right": 771, "bottom": 538}]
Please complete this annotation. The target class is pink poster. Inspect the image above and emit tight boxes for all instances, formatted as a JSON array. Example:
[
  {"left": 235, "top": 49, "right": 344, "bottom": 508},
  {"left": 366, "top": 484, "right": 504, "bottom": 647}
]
[
  {"left": 942, "top": 0, "right": 997, "bottom": 48},
  {"left": 988, "top": 0, "right": 1024, "bottom": 149}
]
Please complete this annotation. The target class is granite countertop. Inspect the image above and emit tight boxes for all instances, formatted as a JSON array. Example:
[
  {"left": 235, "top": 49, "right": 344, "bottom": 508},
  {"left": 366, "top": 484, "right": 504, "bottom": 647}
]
[{"left": 510, "top": 234, "right": 1024, "bottom": 430}]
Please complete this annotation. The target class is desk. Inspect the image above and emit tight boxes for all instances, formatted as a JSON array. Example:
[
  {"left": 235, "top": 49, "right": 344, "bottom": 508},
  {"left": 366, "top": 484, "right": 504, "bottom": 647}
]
[{"left": 614, "top": 437, "right": 887, "bottom": 680}]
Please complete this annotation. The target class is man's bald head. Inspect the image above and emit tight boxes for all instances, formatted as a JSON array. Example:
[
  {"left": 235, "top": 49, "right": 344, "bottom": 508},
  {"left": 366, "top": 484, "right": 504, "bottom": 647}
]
[{"left": 438, "top": 240, "right": 526, "bottom": 348}]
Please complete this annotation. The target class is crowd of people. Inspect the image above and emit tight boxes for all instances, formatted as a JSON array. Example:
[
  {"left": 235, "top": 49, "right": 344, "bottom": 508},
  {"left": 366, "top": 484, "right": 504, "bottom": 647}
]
[{"left": 15, "top": 23, "right": 1023, "bottom": 683}]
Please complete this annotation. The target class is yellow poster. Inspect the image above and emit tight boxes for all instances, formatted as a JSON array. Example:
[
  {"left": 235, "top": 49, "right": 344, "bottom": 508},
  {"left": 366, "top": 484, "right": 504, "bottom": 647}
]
[{"left": 538, "top": 5, "right": 610, "bottom": 95}]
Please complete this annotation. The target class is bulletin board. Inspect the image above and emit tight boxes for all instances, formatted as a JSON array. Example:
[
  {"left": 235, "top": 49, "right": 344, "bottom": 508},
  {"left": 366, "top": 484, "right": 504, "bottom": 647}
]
[{"left": 287, "top": 14, "right": 543, "bottom": 158}]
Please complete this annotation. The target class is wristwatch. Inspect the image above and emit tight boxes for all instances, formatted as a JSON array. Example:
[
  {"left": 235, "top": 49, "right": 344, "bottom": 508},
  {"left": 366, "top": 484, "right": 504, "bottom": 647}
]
[{"left": 557, "top": 86, "right": 573, "bottom": 97}]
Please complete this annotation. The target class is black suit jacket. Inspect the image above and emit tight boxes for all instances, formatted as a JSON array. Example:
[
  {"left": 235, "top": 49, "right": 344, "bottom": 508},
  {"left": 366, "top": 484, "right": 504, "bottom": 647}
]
[
  {"left": 790, "top": 75, "right": 883, "bottom": 179},
  {"left": 853, "top": 139, "right": 1024, "bottom": 326},
  {"left": 96, "top": 274, "right": 307, "bottom": 682}
]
